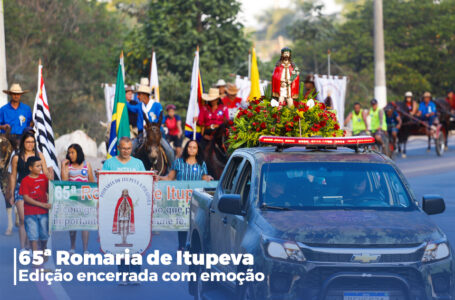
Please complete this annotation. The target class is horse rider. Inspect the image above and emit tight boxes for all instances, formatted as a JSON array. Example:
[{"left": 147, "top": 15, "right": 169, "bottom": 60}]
[
  {"left": 197, "top": 88, "right": 229, "bottom": 148},
  {"left": 215, "top": 79, "right": 227, "bottom": 99},
  {"left": 368, "top": 99, "right": 387, "bottom": 148},
  {"left": 417, "top": 91, "right": 438, "bottom": 150},
  {"left": 344, "top": 102, "right": 368, "bottom": 136},
  {"left": 385, "top": 104, "right": 402, "bottom": 149},
  {"left": 137, "top": 80, "right": 174, "bottom": 166},
  {"left": 0, "top": 83, "right": 33, "bottom": 150},
  {"left": 222, "top": 83, "right": 246, "bottom": 120},
  {"left": 125, "top": 85, "right": 144, "bottom": 150},
  {"left": 445, "top": 90, "right": 455, "bottom": 114},
  {"left": 403, "top": 91, "right": 419, "bottom": 117}
]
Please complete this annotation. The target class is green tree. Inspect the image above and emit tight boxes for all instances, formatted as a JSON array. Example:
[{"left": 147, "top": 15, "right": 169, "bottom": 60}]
[
  {"left": 123, "top": 0, "right": 251, "bottom": 108},
  {"left": 4, "top": 0, "right": 124, "bottom": 141}
]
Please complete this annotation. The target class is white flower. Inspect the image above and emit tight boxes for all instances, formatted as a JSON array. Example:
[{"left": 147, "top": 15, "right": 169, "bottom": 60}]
[
  {"left": 307, "top": 99, "right": 315, "bottom": 108},
  {"left": 271, "top": 99, "right": 279, "bottom": 107}
]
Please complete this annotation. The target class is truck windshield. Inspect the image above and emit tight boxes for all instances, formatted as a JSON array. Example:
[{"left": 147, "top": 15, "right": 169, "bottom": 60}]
[{"left": 259, "top": 162, "right": 414, "bottom": 210}]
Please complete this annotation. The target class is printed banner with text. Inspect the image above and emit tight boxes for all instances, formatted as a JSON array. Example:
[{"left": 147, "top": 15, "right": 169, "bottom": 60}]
[
  {"left": 49, "top": 181, "right": 99, "bottom": 232},
  {"left": 153, "top": 181, "right": 218, "bottom": 231}
]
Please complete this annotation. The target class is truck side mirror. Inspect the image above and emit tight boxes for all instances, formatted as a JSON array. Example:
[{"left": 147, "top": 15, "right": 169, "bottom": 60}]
[
  {"left": 422, "top": 195, "right": 445, "bottom": 215},
  {"left": 218, "top": 194, "right": 244, "bottom": 215}
]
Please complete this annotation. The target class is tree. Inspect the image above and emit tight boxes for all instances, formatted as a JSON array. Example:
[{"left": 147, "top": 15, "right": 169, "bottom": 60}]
[
  {"left": 123, "top": 0, "right": 251, "bottom": 108},
  {"left": 4, "top": 0, "right": 124, "bottom": 140}
]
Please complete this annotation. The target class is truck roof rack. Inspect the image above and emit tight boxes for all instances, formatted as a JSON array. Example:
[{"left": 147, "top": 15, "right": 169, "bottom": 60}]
[{"left": 258, "top": 136, "right": 376, "bottom": 152}]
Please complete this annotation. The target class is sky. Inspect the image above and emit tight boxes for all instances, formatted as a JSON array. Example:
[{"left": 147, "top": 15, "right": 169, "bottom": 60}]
[{"left": 238, "top": 0, "right": 342, "bottom": 29}]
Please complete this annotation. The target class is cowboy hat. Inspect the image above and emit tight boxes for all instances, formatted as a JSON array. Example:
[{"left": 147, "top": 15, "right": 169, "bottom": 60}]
[
  {"left": 137, "top": 84, "right": 151, "bottom": 95},
  {"left": 202, "top": 88, "right": 220, "bottom": 101},
  {"left": 226, "top": 83, "right": 239, "bottom": 95},
  {"left": 304, "top": 74, "right": 314, "bottom": 84},
  {"left": 423, "top": 91, "right": 432, "bottom": 98},
  {"left": 404, "top": 91, "right": 413, "bottom": 97},
  {"left": 125, "top": 85, "right": 135, "bottom": 92},
  {"left": 215, "top": 79, "right": 226, "bottom": 87},
  {"left": 3, "top": 83, "right": 29, "bottom": 95},
  {"left": 166, "top": 104, "right": 176, "bottom": 111}
]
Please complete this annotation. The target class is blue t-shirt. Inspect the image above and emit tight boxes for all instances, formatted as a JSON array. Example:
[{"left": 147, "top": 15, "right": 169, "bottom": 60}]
[
  {"left": 102, "top": 157, "right": 145, "bottom": 171},
  {"left": 386, "top": 111, "right": 399, "bottom": 127},
  {"left": 419, "top": 101, "right": 436, "bottom": 117},
  {"left": 126, "top": 100, "right": 144, "bottom": 131},
  {"left": 0, "top": 102, "right": 32, "bottom": 134},
  {"left": 171, "top": 158, "right": 208, "bottom": 181},
  {"left": 144, "top": 102, "right": 163, "bottom": 123}
]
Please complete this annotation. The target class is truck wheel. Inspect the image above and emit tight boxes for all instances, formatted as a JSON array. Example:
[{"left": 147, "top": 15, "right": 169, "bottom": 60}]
[{"left": 194, "top": 264, "right": 211, "bottom": 300}]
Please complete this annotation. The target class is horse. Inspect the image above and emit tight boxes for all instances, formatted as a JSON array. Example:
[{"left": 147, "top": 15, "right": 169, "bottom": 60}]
[
  {"left": 396, "top": 99, "right": 451, "bottom": 157},
  {"left": 0, "top": 130, "right": 13, "bottom": 199},
  {"left": 134, "top": 112, "right": 173, "bottom": 176},
  {"left": 200, "top": 122, "right": 229, "bottom": 180}
]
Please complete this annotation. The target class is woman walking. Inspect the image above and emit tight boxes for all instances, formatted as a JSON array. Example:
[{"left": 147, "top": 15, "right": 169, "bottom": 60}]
[{"left": 61, "top": 144, "right": 94, "bottom": 254}]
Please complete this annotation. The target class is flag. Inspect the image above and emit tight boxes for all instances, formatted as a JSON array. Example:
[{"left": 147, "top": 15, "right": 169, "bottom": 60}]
[
  {"left": 107, "top": 53, "right": 130, "bottom": 158},
  {"left": 185, "top": 48, "right": 204, "bottom": 140},
  {"left": 149, "top": 51, "right": 160, "bottom": 102},
  {"left": 249, "top": 47, "right": 261, "bottom": 101},
  {"left": 32, "top": 62, "right": 60, "bottom": 179}
]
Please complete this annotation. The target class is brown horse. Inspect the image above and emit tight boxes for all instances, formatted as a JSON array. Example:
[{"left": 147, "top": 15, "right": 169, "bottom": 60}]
[
  {"left": 134, "top": 112, "right": 170, "bottom": 176},
  {"left": 200, "top": 123, "right": 229, "bottom": 180}
]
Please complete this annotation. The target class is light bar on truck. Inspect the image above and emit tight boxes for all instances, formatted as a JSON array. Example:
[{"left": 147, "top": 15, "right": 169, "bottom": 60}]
[{"left": 258, "top": 136, "right": 376, "bottom": 147}]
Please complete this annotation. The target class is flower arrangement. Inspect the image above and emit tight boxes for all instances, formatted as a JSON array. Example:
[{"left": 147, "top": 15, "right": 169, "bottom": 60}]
[{"left": 227, "top": 95, "right": 344, "bottom": 152}]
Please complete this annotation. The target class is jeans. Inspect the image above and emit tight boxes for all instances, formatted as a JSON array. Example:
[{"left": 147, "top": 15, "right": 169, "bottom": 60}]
[{"left": 24, "top": 214, "right": 49, "bottom": 241}]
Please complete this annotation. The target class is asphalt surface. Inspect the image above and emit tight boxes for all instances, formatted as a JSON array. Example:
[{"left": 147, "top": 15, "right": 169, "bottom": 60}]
[{"left": 1, "top": 136, "right": 454, "bottom": 300}]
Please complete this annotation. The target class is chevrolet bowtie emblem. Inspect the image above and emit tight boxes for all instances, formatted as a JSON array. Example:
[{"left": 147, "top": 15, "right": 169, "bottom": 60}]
[{"left": 351, "top": 253, "right": 381, "bottom": 263}]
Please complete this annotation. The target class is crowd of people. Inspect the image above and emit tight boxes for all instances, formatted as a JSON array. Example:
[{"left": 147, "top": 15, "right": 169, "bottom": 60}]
[{"left": 343, "top": 90, "right": 453, "bottom": 153}]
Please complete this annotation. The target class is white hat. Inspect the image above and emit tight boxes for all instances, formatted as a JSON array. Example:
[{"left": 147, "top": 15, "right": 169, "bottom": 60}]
[
  {"left": 3, "top": 83, "right": 29, "bottom": 95},
  {"left": 137, "top": 84, "right": 151, "bottom": 95},
  {"left": 140, "top": 77, "right": 150, "bottom": 86},
  {"left": 404, "top": 91, "right": 413, "bottom": 97},
  {"left": 215, "top": 79, "right": 226, "bottom": 87},
  {"left": 201, "top": 88, "right": 220, "bottom": 101}
]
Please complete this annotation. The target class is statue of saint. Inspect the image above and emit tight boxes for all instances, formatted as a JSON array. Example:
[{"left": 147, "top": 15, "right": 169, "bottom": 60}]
[
  {"left": 271, "top": 47, "right": 300, "bottom": 107},
  {"left": 113, "top": 189, "right": 135, "bottom": 247}
]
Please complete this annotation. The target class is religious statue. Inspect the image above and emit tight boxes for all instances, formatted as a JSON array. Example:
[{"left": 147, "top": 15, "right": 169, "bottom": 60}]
[
  {"left": 271, "top": 47, "right": 300, "bottom": 107},
  {"left": 113, "top": 189, "right": 135, "bottom": 247}
]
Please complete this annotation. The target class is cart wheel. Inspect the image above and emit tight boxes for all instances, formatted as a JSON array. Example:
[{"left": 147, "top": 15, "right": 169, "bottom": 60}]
[{"left": 435, "top": 131, "right": 445, "bottom": 156}]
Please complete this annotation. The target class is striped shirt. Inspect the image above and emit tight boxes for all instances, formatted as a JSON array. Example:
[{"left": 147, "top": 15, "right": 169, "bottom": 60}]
[
  {"left": 171, "top": 158, "right": 208, "bottom": 181},
  {"left": 68, "top": 162, "right": 89, "bottom": 182}
]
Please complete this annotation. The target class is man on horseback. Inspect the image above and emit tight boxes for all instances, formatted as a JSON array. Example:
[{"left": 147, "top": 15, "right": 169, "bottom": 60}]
[
  {"left": 344, "top": 102, "right": 368, "bottom": 136},
  {"left": 403, "top": 91, "right": 419, "bottom": 116},
  {"left": 0, "top": 83, "right": 33, "bottom": 150},
  {"left": 417, "top": 91, "right": 439, "bottom": 151},
  {"left": 368, "top": 99, "right": 387, "bottom": 148},
  {"left": 125, "top": 86, "right": 144, "bottom": 151}
]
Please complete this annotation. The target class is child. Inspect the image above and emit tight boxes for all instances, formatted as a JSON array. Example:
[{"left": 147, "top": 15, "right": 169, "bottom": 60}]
[{"left": 19, "top": 156, "right": 51, "bottom": 253}]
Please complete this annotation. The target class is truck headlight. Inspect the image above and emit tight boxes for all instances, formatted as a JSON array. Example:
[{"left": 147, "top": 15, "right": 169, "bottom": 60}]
[
  {"left": 422, "top": 242, "right": 450, "bottom": 263},
  {"left": 266, "top": 240, "right": 306, "bottom": 262}
]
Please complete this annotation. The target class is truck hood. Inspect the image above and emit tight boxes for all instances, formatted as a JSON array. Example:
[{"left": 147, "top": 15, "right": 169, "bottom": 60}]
[{"left": 258, "top": 209, "right": 443, "bottom": 245}]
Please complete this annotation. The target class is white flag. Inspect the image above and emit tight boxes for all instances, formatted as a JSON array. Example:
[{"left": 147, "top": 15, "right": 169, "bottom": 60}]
[
  {"left": 149, "top": 52, "right": 160, "bottom": 102},
  {"left": 314, "top": 75, "right": 347, "bottom": 125},
  {"left": 33, "top": 64, "right": 60, "bottom": 179},
  {"left": 185, "top": 49, "right": 201, "bottom": 140}
]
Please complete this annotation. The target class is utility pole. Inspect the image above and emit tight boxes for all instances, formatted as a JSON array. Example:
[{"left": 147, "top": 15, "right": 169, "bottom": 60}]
[
  {"left": 374, "top": 0, "right": 387, "bottom": 108},
  {"left": 0, "top": 0, "right": 7, "bottom": 107}
]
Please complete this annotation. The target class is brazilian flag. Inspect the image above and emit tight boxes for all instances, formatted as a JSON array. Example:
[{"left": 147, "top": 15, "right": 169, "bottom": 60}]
[{"left": 107, "top": 62, "right": 130, "bottom": 158}]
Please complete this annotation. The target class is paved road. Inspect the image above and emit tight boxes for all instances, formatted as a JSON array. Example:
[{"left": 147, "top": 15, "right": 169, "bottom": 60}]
[{"left": 1, "top": 137, "right": 454, "bottom": 300}]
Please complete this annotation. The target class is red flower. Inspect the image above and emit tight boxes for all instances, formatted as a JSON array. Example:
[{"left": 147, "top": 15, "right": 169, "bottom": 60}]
[
  {"left": 252, "top": 122, "right": 257, "bottom": 126},
  {"left": 232, "top": 127, "right": 237, "bottom": 132},
  {"left": 285, "top": 127, "right": 292, "bottom": 132},
  {"left": 260, "top": 122, "right": 266, "bottom": 129},
  {"left": 319, "top": 103, "right": 326, "bottom": 110},
  {"left": 334, "top": 124, "right": 340, "bottom": 130},
  {"left": 256, "top": 127, "right": 260, "bottom": 132},
  {"left": 332, "top": 133, "right": 337, "bottom": 137},
  {"left": 293, "top": 116, "right": 300, "bottom": 122},
  {"left": 248, "top": 105, "right": 253, "bottom": 110},
  {"left": 255, "top": 107, "right": 261, "bottom": 113},
  {"left": 228, "top": 120, "right": 234, "bottom": 126},
  {"left": 298, "top": 108, "right": 304, "bottom": 112},
  {"left": 320, "top": 121, "right": 327, "bottom": 127},
  {"left": 247, "top": 112, "right": 253, "bottom": 118},
  {"left": 293, "top": 100, "right": 299, "bottom": 107},
  {"left": 272, "top": 113, "right": 278, "bottom": 119}
]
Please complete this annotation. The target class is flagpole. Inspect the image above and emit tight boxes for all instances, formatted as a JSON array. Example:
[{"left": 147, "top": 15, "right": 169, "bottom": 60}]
[
  {"left": 193, "top": 45, "right": 199, "bottom": 141},
  {"left": 327, "top": 49, "right": 331, "bottom": 77}
]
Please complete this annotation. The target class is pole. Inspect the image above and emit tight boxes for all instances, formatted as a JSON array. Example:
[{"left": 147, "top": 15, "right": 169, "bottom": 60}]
[
  {"left": 248, "top": 49, "right": 251, "bottom": 80},
  {"left": 0, "top": 0, "right": 8, "bottom": 107},
  {"left": 327, "top": 49, "right": 331, "bottom": 77},
  {"left": 193, "top": 46, "right": 199, "bottom": 141},
  {"left": 374, "top": 0, "right": 387, "bottom": 108}
]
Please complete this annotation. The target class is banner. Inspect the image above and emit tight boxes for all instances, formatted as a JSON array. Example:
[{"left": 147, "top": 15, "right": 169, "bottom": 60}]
[
  {"left": 98, "top": 171, "right": 154, "bottom": 254},
  {"left": 235, "top": 75, "right": 268, "bottom": 105},
  {"left": 49, "top": 181, "right": 98, "bottom": 231},
  {"left": 314, "top": 75, "right": 347, "bottom": 125},
  {"left": 153, "top": 181, "right": 218, "bottom": 231}
]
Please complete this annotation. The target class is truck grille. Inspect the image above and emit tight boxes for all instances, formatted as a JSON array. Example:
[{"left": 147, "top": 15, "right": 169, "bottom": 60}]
[{"left": 302, "top": 248, "right": 425, "bottom": 263}]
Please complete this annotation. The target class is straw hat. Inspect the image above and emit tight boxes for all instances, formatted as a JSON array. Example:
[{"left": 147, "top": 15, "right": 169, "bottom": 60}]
[
  {"left": 202, "top": 88, "right": 220, "bottom": 101},
  {"left": 226, "top": 83, "right": 239, "bottom": 95},
  {"left": 215, "top": 79, "right": 226, "bottom": 87},
  {"left": 423, "top": 91, "right": 432, "bottom": 98},
  {"left": 3, "top": 83, "right": 29, "bottom": 95},
  {"left": 404, "top": 91, "right": 413, "bottom": 97}
]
